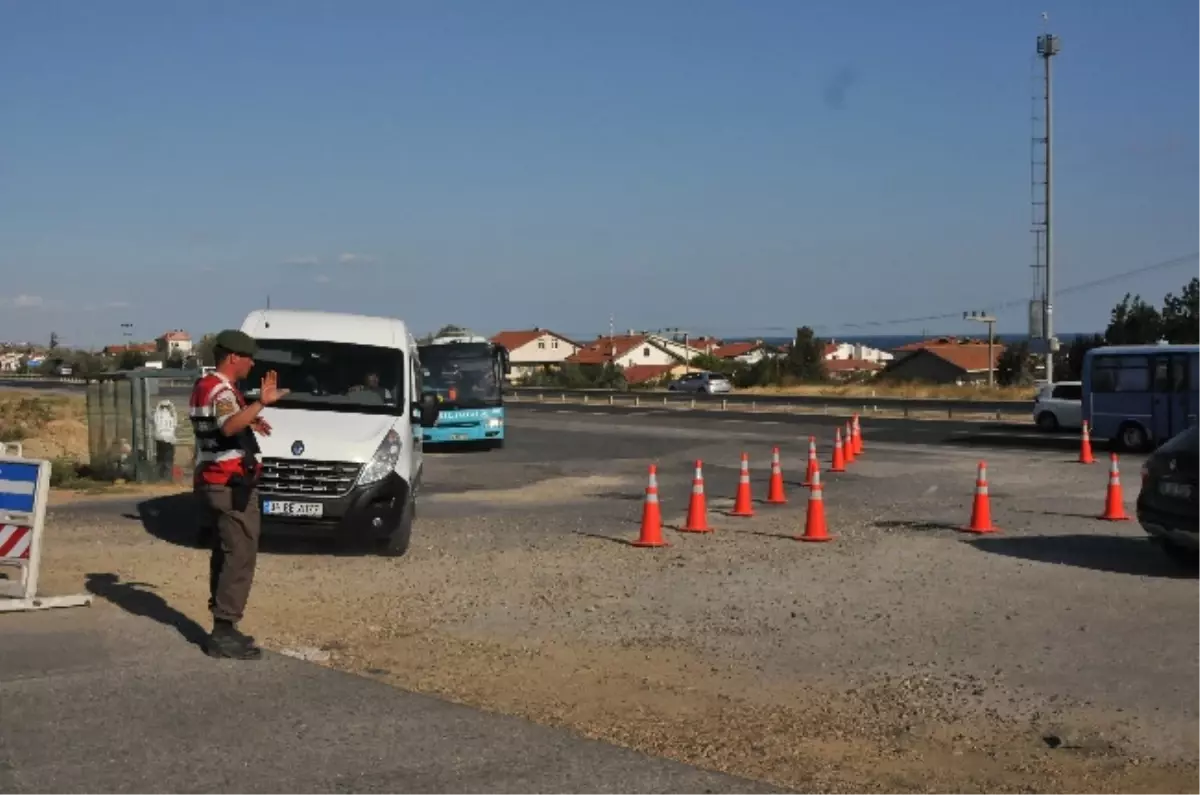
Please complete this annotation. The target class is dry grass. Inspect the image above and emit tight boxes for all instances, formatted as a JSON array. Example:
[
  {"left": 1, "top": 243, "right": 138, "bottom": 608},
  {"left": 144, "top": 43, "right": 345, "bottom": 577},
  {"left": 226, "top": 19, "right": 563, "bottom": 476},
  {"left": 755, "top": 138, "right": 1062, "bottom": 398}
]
[
  {"left": 0, "top": 390, "right": 90, "bottom": 460},
  {"left": 738, "top": 382, "right": 1036, "bottom": 401},
  {"left": 0, "top": 388, "right": 191, "bottom": 498},
  {"left": 0, "top": 390, "right": 116, "bottom": 492}
]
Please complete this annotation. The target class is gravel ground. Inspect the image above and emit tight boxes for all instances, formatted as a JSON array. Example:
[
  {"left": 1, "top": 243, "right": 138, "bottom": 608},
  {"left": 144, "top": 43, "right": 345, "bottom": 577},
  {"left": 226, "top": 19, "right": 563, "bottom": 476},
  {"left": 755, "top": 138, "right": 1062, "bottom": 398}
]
[{"left": 32, "top": 410, "right": 1199, "bottom": 793}]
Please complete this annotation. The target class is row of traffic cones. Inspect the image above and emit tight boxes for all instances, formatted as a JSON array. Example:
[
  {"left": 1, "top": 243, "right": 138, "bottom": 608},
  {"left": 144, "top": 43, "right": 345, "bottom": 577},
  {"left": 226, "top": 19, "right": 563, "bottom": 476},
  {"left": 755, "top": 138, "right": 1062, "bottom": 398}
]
[
  {"left": 957, "top": 450, "right": 1131, "bottom": 534},
  {"left": 635, "top": 455, "right": 836, "bottom": 546},
  {"left": 830, "top": 414, "right": 864, "bottom": 473},
  {"left": 641, "top": 441, "right": 1132, "bottom": 545},
  {"left": 634, "top": 412, "right": 869, "bottom": 547}
]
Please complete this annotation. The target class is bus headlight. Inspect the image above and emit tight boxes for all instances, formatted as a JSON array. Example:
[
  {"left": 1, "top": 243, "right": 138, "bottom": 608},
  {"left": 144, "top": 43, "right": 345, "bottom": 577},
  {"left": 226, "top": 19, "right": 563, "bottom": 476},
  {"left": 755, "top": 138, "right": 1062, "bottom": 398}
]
[
  {"left": 487, "top": 417, "right": 503, "bottom": 429},
  {"left": 358, "top": 429, "right": 402, "bottom": 486}
]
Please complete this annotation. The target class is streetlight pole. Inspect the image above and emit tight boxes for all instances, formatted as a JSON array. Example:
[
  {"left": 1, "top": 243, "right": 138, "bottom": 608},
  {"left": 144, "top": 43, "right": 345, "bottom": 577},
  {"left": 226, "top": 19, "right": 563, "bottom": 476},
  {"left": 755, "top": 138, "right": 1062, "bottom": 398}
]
[
  {"left": 964, "top": 311, "right": 998, "bottom": 388},
  {"left": 659, "top": 326, "right": 693, "bottom": 374}
]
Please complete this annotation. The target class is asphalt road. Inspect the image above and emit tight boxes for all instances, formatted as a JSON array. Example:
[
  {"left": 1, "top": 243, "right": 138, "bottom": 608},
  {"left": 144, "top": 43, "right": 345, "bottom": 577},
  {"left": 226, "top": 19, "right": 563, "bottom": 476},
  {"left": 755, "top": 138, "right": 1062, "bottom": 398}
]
[
  {"left": 506, "top": 402, "right": 1087, "bottom": 452},
  {"left": 15, "top": 403, "right": 1196, "bottom": 792},
  {"left": 0, "top": 380, "right": 1091, "bottom": 458},
  {"left": 1, "top": 608, "right": 772, "bottom": 794}
]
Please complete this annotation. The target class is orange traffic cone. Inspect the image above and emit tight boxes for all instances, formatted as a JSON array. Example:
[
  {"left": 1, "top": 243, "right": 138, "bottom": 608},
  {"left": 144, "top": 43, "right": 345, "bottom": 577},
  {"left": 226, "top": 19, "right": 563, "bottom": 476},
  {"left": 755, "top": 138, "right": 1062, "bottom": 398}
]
[
  {"left": 803, "top": 436, "right": 819, "bottom": 486},
  {"left": 680, "top": 460, "right": 712, "bottom": 533},
  {"left": 830, "top": 429, "right": 846, "bottom": 473},
  {"left": 796, "top": 469, "right": 833, "bottom": 542},
  {"left": 960, "top": 461, "right": 998, "bottom": 534},
  {"left": 843, "top": 421, "right": 856, "bottom": 464},
  {"left": 1099, "top": 453, "right": 1131, "bottom": 522},
  {"left": 852, "top": 414, "right": 863, "bottom": 456},
  {"left": 632, "top": 464, "right": 668, "bottom": 546},
  {"left": 766, "top": 446, "right": 787, "bottom": 504},
  {"left": 730, "top": 453, "right": 755, "bottom": 517},
  {"left": 1079, "top": 421, "right": 1095, "bottom": 464}
]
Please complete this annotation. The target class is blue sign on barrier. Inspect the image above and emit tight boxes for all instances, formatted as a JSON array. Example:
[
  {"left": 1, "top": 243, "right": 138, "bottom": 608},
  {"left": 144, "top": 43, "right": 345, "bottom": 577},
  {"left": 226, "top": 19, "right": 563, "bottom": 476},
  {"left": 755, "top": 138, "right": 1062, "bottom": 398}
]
[
  {"left": 0, "top": 461, "right": 40, "bottom": 513},
  {"left": 0, "top": 453, "right": 92, "bottom": 612}
]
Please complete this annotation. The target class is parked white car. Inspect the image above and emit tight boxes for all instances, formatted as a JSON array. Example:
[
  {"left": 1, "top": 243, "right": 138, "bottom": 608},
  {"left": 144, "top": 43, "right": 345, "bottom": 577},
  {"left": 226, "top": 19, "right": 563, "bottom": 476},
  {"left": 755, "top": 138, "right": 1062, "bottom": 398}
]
[{"left": 1033, "top": 380, "right": 1082, "bottom": 431}]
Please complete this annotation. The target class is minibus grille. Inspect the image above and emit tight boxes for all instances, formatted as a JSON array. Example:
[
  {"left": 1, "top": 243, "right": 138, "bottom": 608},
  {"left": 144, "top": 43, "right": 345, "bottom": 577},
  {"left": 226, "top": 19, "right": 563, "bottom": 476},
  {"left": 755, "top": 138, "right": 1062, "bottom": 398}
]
[{"left": 258, "top": 458, "right": 363, "bottom": 498}]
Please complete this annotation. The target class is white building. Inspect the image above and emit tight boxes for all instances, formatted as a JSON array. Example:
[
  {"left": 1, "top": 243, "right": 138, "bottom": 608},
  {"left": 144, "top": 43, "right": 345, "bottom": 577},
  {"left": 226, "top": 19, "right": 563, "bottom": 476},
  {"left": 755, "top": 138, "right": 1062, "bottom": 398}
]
[
  {"left": 157, "top": 330, "right": 193, "bottom": 356},
  {"left": 0, "top": 352, "right": 25, "bottom": 372},
  {"left": 713, "top": 341, "right": 771, "bottom": 365},
  {"left": 491, "top": 328, "right": 581, "bottom": 382},
  {"left": 823, "top": 340, "right": 894, "bottom": 364},
  {"left": 567, "top": 334, "right": 681, "bottom": 369}
]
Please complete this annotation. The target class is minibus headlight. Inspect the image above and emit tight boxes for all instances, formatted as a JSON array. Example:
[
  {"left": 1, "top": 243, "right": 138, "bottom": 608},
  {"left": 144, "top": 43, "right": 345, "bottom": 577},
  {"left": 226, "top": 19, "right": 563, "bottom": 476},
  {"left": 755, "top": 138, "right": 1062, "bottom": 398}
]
[{"left": 358, "top": 429, "right": 402, "bottom": 486}]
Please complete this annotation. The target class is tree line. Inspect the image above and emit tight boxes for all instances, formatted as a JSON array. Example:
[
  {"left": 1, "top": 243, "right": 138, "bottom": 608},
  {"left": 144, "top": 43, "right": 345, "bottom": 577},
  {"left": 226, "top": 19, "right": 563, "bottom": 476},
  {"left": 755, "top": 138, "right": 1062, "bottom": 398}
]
[
  {"left": 5, "top": 333, "right": 221, "bottom": 377},
  {"left": 997, "top": 277, "right": 1197, "bottom": 385}
]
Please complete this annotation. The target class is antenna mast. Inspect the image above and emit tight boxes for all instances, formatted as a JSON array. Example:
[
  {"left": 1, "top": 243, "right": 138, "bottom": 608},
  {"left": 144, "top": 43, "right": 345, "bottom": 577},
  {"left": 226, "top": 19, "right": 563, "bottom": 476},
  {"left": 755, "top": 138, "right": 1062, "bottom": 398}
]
[{"left": 1030, "top": 15, "right": 1060, "bottom": 380}]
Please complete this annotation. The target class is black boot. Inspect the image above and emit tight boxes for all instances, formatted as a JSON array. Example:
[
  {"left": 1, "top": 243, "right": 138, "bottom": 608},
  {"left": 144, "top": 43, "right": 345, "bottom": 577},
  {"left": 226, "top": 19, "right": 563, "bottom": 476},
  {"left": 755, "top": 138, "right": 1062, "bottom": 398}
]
[{"left": 206, "top": 621, "right": 262, "bottom": 660}]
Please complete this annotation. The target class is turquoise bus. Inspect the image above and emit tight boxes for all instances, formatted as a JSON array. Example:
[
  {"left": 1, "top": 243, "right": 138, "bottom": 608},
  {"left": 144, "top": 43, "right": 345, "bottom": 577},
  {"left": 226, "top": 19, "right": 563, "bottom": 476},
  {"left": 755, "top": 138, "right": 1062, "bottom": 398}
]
[
  {"left": 417, "top": 335, "right": 510, "bottom": 449},
  {"left": 1081, "top": 343, "right": 1200, "bottom": 451}
]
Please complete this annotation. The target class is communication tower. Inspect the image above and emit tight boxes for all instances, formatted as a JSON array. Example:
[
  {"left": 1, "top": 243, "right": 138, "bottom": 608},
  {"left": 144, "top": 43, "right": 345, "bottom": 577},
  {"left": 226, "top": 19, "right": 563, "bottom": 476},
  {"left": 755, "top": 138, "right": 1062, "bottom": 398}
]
[{"left": 1029, "top": 18, "right": 1060, "bottom": 379}]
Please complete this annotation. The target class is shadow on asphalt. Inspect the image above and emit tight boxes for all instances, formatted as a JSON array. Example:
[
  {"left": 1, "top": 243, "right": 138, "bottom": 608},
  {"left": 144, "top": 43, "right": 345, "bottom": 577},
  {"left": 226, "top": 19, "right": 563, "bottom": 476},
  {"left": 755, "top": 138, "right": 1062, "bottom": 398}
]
[
  {"left": 423, "top": 441, "right": 501, "bottom": 454},
  {"left": 967, "top": 534, "right": 1198, "bottom": 578},
  {"left": 133, "top": 494, "right": 380, "bottom": 557},
  {"left": 84, "top": 573, "right": 209, "bottom": 648},
  {"left": 574, "top": 530, "right": 640, "bottom": 547}
]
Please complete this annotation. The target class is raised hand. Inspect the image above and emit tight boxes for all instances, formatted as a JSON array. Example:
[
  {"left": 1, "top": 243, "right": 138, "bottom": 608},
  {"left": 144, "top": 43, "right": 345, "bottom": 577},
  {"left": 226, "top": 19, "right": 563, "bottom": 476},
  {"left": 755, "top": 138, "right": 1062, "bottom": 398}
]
[{"left": 259, "top": 370, "right": 290, "bottom": 406}]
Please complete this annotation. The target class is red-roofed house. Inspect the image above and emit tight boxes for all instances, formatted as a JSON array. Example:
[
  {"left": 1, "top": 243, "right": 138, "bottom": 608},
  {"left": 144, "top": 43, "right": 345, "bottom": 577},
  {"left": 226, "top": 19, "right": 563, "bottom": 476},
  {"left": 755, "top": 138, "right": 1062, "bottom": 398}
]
[
  {"left": 713, "top": 340, "right": 769, "bottom": 365},
  {"left": 104, "top": 342, "right": 157, "bottom": 356},
  {"left": 622, "top": 364, "right": 681, "bottom": 386},
  {"left": 157, "top": 330, "right": 193, "bottom": 356},
  {"left": 567, "top": 334, "right": 682, "bottom": 369},
  {"left": 640, "top": 333, "right": 714, "bottom": 362},
  {"left": 490, "top": 328, "right": 580, "bottom": 382},
  {"left": 878, "top": 340, "right": 1005, "bottom": 385},
  {"left": 689, "top": 336, "right": 723, "bottom": 354}
]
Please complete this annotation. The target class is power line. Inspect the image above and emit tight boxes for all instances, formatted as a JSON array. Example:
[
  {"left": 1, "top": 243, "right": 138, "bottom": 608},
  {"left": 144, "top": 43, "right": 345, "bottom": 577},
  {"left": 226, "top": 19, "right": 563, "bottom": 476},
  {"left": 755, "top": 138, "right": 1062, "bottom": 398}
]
[{"left": 552, "top": 247, "right": 1200, "bottom": 338}]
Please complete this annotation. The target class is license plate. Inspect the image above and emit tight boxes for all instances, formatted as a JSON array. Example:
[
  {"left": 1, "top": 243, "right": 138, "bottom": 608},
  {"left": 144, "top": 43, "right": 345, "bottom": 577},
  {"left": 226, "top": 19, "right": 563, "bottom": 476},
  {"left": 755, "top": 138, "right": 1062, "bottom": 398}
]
[
  {"left": 451, "top": 434, "right": 469, "bottom": 441},
  {"left": 263, "top": 500, "right": 323, "bottom": 518},
  {"left": 1158, "top": 482, "right": 1194, "bottom": 500}
]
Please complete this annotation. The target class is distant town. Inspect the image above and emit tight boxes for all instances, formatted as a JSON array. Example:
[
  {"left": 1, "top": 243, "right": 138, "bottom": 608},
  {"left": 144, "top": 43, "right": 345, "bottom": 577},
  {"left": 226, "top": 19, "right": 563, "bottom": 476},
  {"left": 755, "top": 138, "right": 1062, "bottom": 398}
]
[{"left": 0, "top": 325, "right": 1010, "bottom": 388}]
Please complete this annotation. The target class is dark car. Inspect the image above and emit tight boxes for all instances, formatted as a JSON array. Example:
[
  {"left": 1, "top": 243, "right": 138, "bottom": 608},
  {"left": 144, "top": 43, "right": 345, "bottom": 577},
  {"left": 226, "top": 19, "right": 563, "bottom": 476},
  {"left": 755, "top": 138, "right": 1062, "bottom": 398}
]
[{"left": 1136, "top": 424, "right": 1198, "bottom": 563}]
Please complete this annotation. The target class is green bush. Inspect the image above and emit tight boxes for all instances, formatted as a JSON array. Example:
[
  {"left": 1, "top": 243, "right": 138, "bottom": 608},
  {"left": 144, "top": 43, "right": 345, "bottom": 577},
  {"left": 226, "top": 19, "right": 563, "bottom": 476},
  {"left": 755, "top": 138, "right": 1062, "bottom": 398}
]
[{"left": 48, "top": 456, "right": 88, "bottom": 488}]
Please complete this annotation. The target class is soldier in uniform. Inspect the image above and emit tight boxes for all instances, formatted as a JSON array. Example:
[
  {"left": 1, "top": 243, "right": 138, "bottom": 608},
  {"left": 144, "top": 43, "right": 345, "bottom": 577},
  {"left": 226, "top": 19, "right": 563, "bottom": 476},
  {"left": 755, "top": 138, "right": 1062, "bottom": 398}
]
[{"left": 189, "top": 330, "right": 288, "bottom": 659}]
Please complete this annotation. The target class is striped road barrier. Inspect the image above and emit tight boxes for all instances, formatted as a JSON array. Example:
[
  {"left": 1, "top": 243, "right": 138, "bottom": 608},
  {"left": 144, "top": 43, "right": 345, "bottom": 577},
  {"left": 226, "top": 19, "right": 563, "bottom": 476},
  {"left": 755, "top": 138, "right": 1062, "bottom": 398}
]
[{"left": 0, "top": 452, "right": 92, "bottom": 612}]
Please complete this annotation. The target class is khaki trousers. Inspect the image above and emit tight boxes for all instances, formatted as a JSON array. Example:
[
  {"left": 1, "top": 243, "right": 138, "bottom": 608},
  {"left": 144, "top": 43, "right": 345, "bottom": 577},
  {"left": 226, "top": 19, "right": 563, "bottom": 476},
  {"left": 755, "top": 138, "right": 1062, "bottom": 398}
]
[{"left": 196, "top": 482, "right": 261, "bottom": 624}]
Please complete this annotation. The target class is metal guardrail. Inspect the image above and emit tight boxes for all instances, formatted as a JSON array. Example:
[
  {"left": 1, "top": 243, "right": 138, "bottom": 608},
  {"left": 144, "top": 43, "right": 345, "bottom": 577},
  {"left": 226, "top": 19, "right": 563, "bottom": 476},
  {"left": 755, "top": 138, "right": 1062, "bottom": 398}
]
[
  {"left": 0, "top": 374, "right": 197, "bottom": 389},
  {"left": 0, "top": 375, "right": 89, "bottom": 386},
  {"left": 2, "top": 376, "right": 1034, "bottom": 418},
  {"left": 505, "top": 386, "right": 1034, "bottom": 419}
]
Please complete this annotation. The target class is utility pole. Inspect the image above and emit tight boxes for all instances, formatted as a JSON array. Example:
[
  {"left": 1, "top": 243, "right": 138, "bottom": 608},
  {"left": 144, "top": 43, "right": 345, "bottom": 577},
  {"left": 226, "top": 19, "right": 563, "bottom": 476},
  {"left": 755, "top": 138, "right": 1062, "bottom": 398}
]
[
  {"left": 1031, "top": 22, "right": 1060, "bottom": 382},
  {"left": 964, "top": 311, "right": 998, "bottom": 388},
  {"left": 659, "top": 326, "right": 693, "bottom": 374}
]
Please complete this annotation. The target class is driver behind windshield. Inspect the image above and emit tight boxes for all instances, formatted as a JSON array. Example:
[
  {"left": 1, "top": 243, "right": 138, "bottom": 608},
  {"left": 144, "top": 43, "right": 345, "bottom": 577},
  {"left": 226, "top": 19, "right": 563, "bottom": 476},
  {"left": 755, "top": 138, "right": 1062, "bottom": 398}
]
[{"left": 348, "top": 371, "right": 394, "bottom": 402}]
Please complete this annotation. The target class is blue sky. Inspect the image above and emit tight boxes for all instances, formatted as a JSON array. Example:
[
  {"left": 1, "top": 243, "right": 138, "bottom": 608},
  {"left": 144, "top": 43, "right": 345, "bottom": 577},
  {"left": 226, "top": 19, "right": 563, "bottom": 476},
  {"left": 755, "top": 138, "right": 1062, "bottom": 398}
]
[{"left": 1, "top": 0, "right": 1196, "bottom": 348}]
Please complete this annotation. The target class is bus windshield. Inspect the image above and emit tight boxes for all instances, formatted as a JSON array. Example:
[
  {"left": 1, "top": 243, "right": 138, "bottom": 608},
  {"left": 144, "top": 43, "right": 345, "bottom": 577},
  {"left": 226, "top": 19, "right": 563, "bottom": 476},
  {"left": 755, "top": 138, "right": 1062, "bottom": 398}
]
[
  {"left": 419, "top": 343, "right": 501, "bottom": 409},
  {"left": 239, "top": 338, "right": 405, "bottom": 416}
]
